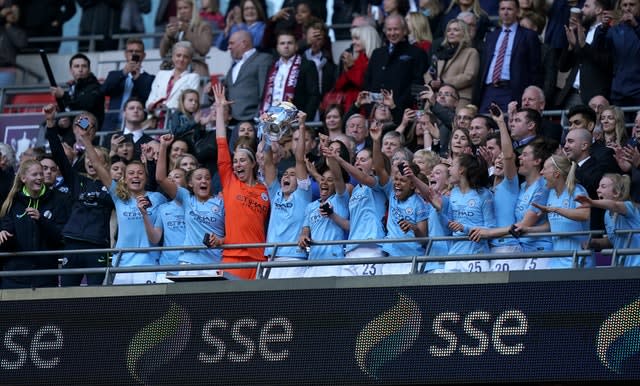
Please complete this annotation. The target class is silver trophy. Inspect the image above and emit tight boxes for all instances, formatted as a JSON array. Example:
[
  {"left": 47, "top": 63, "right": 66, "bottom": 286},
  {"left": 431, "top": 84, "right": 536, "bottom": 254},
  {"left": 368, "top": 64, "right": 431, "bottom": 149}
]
[{"left": 257, "top": 101, "right": 299, "bottom": 149}]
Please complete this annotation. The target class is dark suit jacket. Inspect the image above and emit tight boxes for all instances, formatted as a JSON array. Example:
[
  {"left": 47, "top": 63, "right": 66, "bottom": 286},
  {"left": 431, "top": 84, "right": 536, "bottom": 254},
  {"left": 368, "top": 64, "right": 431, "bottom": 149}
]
[
  {"left": 364, "top": 40, "right": 429, "bottom": 110},
  {"left": 101, "top": 130, "right": 154, "bottom": 161},
  {"left": 101, "top": 70, "right": 155, "bottom": 131},
  {"left": 576, "top": 143, "right": 621, "bottom": 230},
  {"left": 292, "top": 57, "right": 321, "bottom": 117},
  {"left": 541, "top": 119, "right": 562, "bottom": 144},
  {"left": 225, "top": 50, "right": 273, "bottom": 121},
  {"left": 555, "top": 25, "right": 611, "bottom": 106},
  {"left": 474, "top": 25, "right": 542, "bottom": 106}
]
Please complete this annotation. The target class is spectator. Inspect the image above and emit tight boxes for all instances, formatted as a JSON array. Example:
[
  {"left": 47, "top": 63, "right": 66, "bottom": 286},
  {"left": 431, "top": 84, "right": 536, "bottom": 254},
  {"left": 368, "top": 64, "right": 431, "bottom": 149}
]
[
  {"left": 102, "top": 38, "right": 155, "bottom": 131},
  {"left": 510, "top": 108, "right": 542, "bottom": 155},
  {"left": 301, "top": 21, "right": 337, "bottom": 114},
  {"left": 38, "top": 155, "right": 64, "bottom": 192},
  {"left": 321, "top": 104, "right": 345, "bottom": 140},
  {"left": 518, "top": 85, "right": 563, "bottom": 143},
  {"left": 147, "top": 41, "right": 201, "bottom": 113},
  {"left": 50, "top": 53, "right": 105, "bottom": 129},
  {"left": 603, "top": 0, "right": 640, "bottom": 106},
  {"left": 44, "top": 106, "right": 115, "bottom": 286},
  {"left": 77, "top": 0, "right": 122, "bottom": 52},
  {"left": 160, "top": 0, "right": 212, "bottom": 77},
  {"left": 0, "top": 143, "right": 15, "bottom": 204},
  {"left": 556, "top": 0, "right": 612, "bottom": 109},
  {"left": 224, "top": 29, "right": 273, "bottom": 122},
  {"left": 0, "top": 2, "right": 27, "bottom": 87},
  {"left": 474, "top": 0, "right": 541, "bottom": 113},
  {"left": 344, "top": 113, "right": 369, "bottom": 153},
  {"left": 334, "top": 25, "right": 381, "bottom": 113},
  {"left": 468, "top": 114, "right": 495, "bottom": 147},
  {"left": 439, "top": 0, "right": 492, "bottom": 44},
  {"left": 260, "top": 30, "right": 320, "bottom": 117},
  {"left": 406, "top": 11, "right": 433, "bottom": 53},
  {"left": 426, "top": 18, "right": 480, "bottom": 107},
  {"left": 0, "top": 159, "right": 70, "bottom": 288},
  {"left": 216, "top": 0, "right": 266, "bottom": 51},
  {"left": 213, "top": 83, "right": 270, "bottom": 280},
  {"left": 200, "top": 0, "right": 224, "bottom": 31},
  {"left": 154, "top": 0, "right": 178, "bottom": 44},
  {"left": 17, "top": 0, "right": 76, "bottom": 53},
  {"left": 364, "top": 14, "right": 429, "bottom": 112},
  {"left": 600, "top": 105, "right": 628, "bottom": 147},
  {"left": 103, "top": 98, "right": 154, "bottom": 161},
  {"left": 120, "top": 0, "right": 151, "bottom": 34}
]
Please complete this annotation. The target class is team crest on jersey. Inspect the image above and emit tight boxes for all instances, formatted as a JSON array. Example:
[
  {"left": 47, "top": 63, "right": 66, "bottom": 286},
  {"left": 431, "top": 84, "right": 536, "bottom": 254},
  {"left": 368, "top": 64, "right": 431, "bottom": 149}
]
[
  {"left": 211, "top": 205, "right": 220, "bottom": 213},
  {"left": 563, "top": 199, "right": 569, "bottom": 208},
  {"left": 405, "top": 207, "right": 413, "bottom": 215},
  {"left": 468, "top": 199, "right": 476, "bottom": 207},
  {"left": 261, "top": 192, "right": 269, "bottom": 201}
]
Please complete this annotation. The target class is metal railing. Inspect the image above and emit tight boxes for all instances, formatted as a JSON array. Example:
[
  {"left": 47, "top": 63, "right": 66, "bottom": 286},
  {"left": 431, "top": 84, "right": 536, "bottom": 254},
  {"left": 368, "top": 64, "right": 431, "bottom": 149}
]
[{"left": 0, "top": 229, "right": 638, "bottom": 284}]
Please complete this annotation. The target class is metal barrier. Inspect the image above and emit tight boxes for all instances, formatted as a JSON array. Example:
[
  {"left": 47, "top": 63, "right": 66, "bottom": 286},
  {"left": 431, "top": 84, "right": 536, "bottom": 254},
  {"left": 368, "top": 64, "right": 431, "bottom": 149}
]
[{"left": 0, "top": 229, "right": 638, "bottom": 284}]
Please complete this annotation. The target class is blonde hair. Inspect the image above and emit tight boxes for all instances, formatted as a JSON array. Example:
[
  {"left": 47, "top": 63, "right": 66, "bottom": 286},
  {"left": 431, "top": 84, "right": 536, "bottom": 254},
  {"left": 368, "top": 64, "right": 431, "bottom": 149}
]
[
  {"left": 602, "top": 173, "right": 631, "bottom": 201},
  {"left": 351, "top": 25, "right": 381, "bottom": 58},
  {"left": 549, "top": 154, "right": 578, "bottom": 195},
  {"left": 601, "top": 106, "right": 628, "bottom": 146},
  {"left": 445, "top": 0, "right": 488, "bottom": 18},
  {"left": 177, "top": 0, "right": 202, "bottom": 27},
  {"left": 414, "top": 149, "right": 440, "bottom": 172},
  {"left": 442, "top": 19, "right": 472, "bottom": 47},
  {"left": 115, "top": 161, "right": 147, "bottom": 201},
  {"left": 1, "top": 159, "right": 42, "bottom": 217},
  {"left": 406, "top": 12, "right": 433, "bottom": 43}
]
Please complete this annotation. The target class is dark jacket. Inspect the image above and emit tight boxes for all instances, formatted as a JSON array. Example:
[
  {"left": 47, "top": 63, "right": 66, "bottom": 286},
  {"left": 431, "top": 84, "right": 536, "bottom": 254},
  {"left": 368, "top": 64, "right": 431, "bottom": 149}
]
[
  {"left": 46, "top": 127, "right": 114, "bottom": 247},
  {"left": 77, "top": 0, "right": 122, "bottom": 51},
  {"left": 0, "top": 186, "right": 70, "bottom": 288},
  {"left": 57, "top": 73, "right": 105, "bottom": 129},
  {"left": 101, "top": 70, "right": 155, "bottom": 131}
]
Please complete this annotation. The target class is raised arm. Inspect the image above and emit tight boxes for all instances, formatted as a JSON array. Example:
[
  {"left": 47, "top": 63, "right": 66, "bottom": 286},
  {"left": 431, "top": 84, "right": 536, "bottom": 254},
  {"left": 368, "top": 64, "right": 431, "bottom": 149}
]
[
  {"left": 370, "top": 121, "right": 389, "bottom": 185},
  {"left": 156, "top": 134, "right": 178, "bottom": 200},
  {"left": 575, "top": 195, "right": 630, "bottom": 216},
  {"left": 294, "top": 112, "right": 309, "bottom": 181},
  {"left": 76, "top": 124, "right": 111, "bottom": 188},
  {"left": 492, "top": 104, "right": 517, "bottom": 179},
  {"left": 322, "top": 144, "right": 346, "bottom": 195}
]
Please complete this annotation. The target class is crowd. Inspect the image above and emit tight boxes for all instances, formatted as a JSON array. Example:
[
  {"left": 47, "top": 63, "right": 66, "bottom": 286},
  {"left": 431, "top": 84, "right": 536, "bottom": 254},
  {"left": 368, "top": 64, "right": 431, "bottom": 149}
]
[{"left": 1, "top": 0, "right": 640, "bottom": 288}]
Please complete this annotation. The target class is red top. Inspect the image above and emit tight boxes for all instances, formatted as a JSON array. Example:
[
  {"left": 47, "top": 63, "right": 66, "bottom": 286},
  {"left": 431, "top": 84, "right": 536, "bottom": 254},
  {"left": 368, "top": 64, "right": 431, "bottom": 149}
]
[{"left": 334, "top": 53, "right": 369, "bottom": 112}]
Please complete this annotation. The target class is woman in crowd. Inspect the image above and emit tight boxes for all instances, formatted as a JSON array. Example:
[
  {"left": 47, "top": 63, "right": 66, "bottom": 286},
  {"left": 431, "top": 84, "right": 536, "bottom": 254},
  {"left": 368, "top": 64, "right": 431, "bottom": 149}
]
[
  {"left": 80, "top": 128, "right": 167, "bottom": 285},
  {"left": 160, "top": 0, "right": 212, "bottom": 76},
  {"left": 529, "top": 154, "right": 590, "bottom": 269},
  {"left": 406, "top": 12, "right": 433, "bottom": 53},
  {"left": 44, "top": 107, "right": 115, "bottom": 286},
  {"left": 334, "top": 25, "right": 381, "bottom": 113},
  {"left": 175, "top": 153, "right": 198, "bottom": 172},
  {"left": 600, "top": 106, "right": 628, "bottom": 148},
  {"left": 213, "top": 83, "right": 270, "bottom": 279},
  {"left": 0, "top": 159, "right": 69, "bottom": 289},
  {"left": 147, "top": 41, "right": 201, "bottom": 114},
  {"left": 577, "top": 174, "right": 640, "bottom": 267},
  {"left": 322, "top": 104, "right": 345, "bottom": 140},
  {"left": 264, "top": 112, "right": 312, "bottom": 279},
  {"left": 439, "top": 0, "right": 491, "bottom": 43},
  {"left": 426, "top": 19, "right": 479, "bottom": 107},
  {"left": 168, "top": 139, "right": 190, "bottom": 168},
  {"left": 216, "top": 0, "right": 266, "bottom": 51},
  {"left": 155, "top": 134, "right": 225, "bottom": 276}
]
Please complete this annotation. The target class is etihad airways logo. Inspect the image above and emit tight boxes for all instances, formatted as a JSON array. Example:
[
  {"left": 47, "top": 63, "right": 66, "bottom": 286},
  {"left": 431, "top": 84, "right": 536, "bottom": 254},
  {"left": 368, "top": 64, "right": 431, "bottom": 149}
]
[{"left": 355, "top": 294, "right": 528, "bottom": 379}]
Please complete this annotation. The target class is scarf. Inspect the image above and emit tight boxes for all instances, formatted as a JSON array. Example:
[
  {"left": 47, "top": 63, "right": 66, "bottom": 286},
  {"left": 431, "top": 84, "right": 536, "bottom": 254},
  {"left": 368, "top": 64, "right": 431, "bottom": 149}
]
[{"left": 261, "top": 54, "right": 302, "bottom": 114}]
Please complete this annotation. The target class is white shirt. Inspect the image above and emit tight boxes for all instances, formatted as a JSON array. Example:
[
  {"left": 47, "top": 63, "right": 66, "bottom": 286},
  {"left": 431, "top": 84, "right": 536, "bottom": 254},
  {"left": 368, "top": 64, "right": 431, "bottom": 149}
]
[
  {"left": 231, "top": 48, "right": 256, "bottom": 84},
  {"left": 123, "top": 128, "right": 144, "bottom": 143},
  {"left": 272, "top": 57, "right": 293, "bottom": 103}
]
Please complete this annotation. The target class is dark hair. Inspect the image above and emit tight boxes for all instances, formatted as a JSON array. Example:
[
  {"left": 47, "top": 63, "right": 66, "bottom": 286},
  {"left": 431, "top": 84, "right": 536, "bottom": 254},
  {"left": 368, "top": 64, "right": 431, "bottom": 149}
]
[
  {"left": 126, "top": 37, "right": 145, "bottom": 50},
  {"left": 319, "top": 140, "right": 351, "bottom": 182},
  {"left": 527, "top": 137, "right": 556, "bottom": 171},
  {"left": 123, "top": 97, "right": 144, "bottom": 110},
  {"left": 500, "top": 0, "right": 520, "bottom": 8},
  {"left": 69, "top": 53, "right": 90, "bottom": 67},
  {"left": 517, "top": 108, "right": 542, "bottom": 135},
  {"left": 241, "top": 0, "right": 266, "bottom": 21},
  {"left": 110, "top": 155, "right": 129, "bottom": 165},
  {"left": 486, "top": 132, "right": 501, "bottom": 148},
  {"left": 457, "top": 153, "right": 489, "bottom": 189},
  {"left": 472, "top": 114, "right": 499, "bottom": 133},
  {"left": 568, "top": 104, "right": 597, "bottom": 125},
  {"left": 276, "top": 29, "right": 297, "bottom": 41}
]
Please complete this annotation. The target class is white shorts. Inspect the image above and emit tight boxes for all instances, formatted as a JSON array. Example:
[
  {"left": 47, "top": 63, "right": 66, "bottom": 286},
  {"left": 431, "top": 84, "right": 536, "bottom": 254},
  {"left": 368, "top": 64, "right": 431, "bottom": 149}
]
[
  {"left": 342, "top": 246, "right": 384, "bottom": 277},
  {"left": 268, "top": 257, "right": 307, "bottom": 279},
  {"left": 304, "top": 264, "right": 343, "bottom": 278},
  {"left": 490, "top": 244, "right": 525, "bottom": 271},
  {"left": 112, "top": 272, "right": 157, "bottom": 285},
  {"left": 443, "top": 260, "right": 491, "bottom": 273}
]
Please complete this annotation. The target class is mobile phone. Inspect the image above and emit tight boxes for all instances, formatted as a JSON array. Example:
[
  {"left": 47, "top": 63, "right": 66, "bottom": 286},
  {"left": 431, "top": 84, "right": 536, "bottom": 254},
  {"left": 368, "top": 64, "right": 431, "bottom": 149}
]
[
  {"left": 508, "top": 224, "right": 522, "bottom": 239},
  {"left": 203, "top": 233, "right": 212, "bottom": 247},
  {"left": 398, "top": 161, "right": 407, "bottom": 176},
  {"left": 169, "top": 16, "right": 178, "bottom": 24},
  {"left": 489, "top": 103, "right": 501, "bottom": 117},
  {"left": 142, "top": 196, "right": 152, "bottom": 209},
  {"left": 370, "top": 92, "right": 383, "bottom": 103},
  {"left": 76, "top": 116, "right": 91, "bottom": 131},
  {"left": 320, "top": 202, "right": 333, "bottom": 216},
  {"left": 131, "top": 54, "right": 140, "bottom": 62}
]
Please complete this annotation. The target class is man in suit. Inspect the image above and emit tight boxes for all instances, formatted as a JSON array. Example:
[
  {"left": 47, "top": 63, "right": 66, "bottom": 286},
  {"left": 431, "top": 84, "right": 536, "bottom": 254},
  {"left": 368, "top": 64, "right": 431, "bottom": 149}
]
[
  {"left": 225, "top": 29, "right": 273, "bottom": 123},
  {"left": 261, "top": 30, "right": 320, "bottom": 117},
  {"left": 519, "top": 85, "right": 562, "bottom": 143},
  {"left": 474, "top": 0, "right": 542, "bottom": 113},
  {"left": 363, "top": 14, "right": 429, "bottom": 112},
  {"left": 555, "top": 0, "right": 612, "bottom": 109},
  {"left": 564, "top": 105, "right": 621, "bottom": 230},
  {"left": 101, "top": 38, "right": 155, "bottom": 131},
  {"left": 102, "top": 98, "right": 153, "bottom": 161}
]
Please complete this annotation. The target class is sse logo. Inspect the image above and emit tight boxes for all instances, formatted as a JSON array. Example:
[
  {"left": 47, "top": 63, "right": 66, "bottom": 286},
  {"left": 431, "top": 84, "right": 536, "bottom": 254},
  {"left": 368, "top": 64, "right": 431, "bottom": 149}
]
[
  {"left": 597, "top": 298, "right": 640, "bottom": 374},
  {"left": 355, "top": 294, "right": 528, "bottom": 379}
]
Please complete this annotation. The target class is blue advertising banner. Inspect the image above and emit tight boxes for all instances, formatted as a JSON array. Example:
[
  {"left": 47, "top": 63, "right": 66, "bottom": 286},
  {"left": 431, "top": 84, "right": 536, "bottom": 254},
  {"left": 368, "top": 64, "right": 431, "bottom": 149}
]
[{"left": 1, "top": 276, "right": 639, "bottom": 385}]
